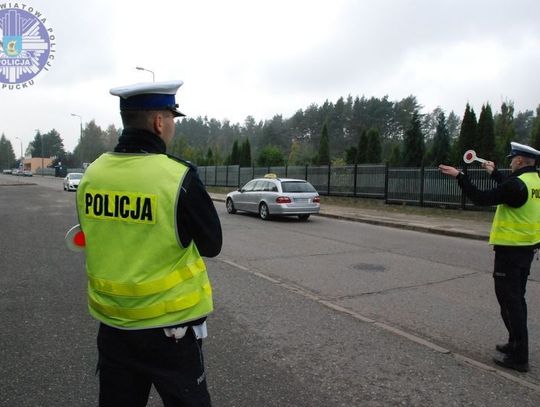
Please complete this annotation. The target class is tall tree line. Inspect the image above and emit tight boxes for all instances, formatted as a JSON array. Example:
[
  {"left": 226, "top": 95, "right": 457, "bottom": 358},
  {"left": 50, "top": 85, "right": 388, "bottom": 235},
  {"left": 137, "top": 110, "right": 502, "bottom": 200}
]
[
  {"left": 171, "top": 95, "right": 540, "bottom": 168},
  {"left": 2, "top": 97, "right": 539, "bottom": 170}
]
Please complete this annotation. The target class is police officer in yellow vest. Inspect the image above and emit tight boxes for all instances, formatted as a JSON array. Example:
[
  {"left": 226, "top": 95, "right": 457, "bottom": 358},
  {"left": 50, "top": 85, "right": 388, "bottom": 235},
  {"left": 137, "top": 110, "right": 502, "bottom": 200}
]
[
  {"left": 76, "top": 80, "right": 222, "bottom": 406},
  {"left": 439, "top": 141, "right": 540, "bottom": 373}
]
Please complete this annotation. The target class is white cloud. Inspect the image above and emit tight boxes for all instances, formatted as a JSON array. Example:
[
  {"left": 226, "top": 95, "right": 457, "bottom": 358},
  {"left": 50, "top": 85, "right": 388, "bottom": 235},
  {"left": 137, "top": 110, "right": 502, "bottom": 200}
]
[{"left": 1, "top": 0, "right": 539, "bottom": 153}]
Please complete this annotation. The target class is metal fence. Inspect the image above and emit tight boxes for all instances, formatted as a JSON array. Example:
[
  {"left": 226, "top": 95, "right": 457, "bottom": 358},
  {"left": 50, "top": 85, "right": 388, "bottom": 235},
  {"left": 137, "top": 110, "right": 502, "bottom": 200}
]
[{"left": 198, "top": 164, "right": 511, "bottom": 211}]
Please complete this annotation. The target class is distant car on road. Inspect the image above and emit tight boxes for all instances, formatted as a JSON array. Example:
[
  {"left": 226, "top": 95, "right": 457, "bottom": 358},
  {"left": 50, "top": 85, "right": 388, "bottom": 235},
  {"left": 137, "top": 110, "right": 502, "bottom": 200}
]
[
  {"left": 23, "top": 170, "right": 33, "bottom": 177},
  {"left": 2, "top": 169, "right": 12, "bottom": 174},
  {"left": 63, "top": 172, "right": 83, "bottom": 191},
  {"left": 226, "top": 174, "right": 320, "bottom": 220}
]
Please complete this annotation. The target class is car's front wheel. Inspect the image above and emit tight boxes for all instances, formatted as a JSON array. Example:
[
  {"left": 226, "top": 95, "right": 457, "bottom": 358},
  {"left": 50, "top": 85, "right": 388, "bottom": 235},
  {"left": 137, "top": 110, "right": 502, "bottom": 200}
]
[
  {"left": 259, "top": 202, "right": 270, "bottom": 220},
  {"left": 226, "top": 198, "right": 237, "bottom": 214}
]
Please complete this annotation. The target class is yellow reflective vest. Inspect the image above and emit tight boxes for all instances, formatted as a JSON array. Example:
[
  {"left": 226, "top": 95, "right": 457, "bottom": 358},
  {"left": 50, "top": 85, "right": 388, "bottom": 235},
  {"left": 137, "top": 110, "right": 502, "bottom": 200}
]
[
  {"left": 76, "top": 153, "right": 213, "bottom": 329},
  {"left": 489, "top": 171, "right": 540, "bottom": 246}
]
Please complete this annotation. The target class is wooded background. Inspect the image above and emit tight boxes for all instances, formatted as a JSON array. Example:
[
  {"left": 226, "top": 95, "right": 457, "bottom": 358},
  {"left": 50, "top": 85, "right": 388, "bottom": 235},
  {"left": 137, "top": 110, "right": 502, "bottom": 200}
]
[{"left": 1, "top": 94, "right": 539, "bottom": 171}]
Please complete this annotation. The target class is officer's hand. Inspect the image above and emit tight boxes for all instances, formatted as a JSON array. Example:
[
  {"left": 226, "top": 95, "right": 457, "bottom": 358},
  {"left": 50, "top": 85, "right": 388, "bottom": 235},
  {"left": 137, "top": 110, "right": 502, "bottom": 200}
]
[
  {"left": 438, "top": 164, "right": 460, "bottom": 178},
  {"left": 482, "top": 160, "right": 495, "bottom": 175}
]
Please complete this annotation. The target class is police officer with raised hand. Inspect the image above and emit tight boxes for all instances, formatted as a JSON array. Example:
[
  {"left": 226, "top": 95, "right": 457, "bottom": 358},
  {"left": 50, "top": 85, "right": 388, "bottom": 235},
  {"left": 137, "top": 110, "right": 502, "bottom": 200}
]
[
  {"left": 439, "top": 141, "right": 540, "bottom": 373},
  {"left": 76, "top": 80, "right": 222, "bottom": 406}
]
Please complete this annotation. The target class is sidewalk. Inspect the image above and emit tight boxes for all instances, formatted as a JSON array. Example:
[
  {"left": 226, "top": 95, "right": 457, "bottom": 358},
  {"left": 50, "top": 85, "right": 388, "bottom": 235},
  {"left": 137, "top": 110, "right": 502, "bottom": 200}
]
[{"left": 209, "top": 193, "right": 492, "bottom": 241}]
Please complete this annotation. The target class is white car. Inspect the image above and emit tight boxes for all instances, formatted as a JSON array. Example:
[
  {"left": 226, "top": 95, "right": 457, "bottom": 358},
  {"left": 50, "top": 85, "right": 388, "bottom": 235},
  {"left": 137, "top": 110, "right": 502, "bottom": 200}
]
[
  {"left": 226, "top": 174, "right": 320, "bottom": 220},
  {"left": 63, "top": 172, "right": 83, "bottom": 191}
]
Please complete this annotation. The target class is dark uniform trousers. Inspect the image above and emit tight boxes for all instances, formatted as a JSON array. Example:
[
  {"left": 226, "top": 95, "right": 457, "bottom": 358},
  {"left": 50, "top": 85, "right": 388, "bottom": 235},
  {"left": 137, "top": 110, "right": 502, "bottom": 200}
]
[
  {"left": 97, "top": 323, "right": 211, "bottom": 407},
  {"left": 493, "top": 248, "right": 534, "bottom": 363}
]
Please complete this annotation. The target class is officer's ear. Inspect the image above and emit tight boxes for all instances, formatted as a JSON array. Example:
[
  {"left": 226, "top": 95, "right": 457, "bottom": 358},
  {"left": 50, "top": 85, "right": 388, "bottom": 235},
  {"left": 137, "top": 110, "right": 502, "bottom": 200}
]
[{"left": 152, "top": 112, "right": 164, "bottom": 135}]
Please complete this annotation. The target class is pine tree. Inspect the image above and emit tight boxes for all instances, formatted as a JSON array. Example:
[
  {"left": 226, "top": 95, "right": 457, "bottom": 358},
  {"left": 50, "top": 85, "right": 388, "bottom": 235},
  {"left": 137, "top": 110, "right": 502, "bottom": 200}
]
[
  {"left": 240, "top": 139, "right": 251, "bottom": 167},
  {"left": 206, "top": 147, "right": 214, "bottom": 166},
  {"left": 317, "top": 123, "right": 330, "bottom": 165},
  {"left": 494, "top": 101, "right": 516, "bottom": 163},
  {"left": 344, "top": 146, "right": 358, "bottom": 164},
  {"left": 0, "top": 133, "right": 16, "bottom": 170},
  {"left": 447, "top": 111, "right": 461, "bottom": 141},
  {"left": 366, "top": 127, "right": 382, "bottom": 163},
  {"left": 514, "top": 110, "right": 535, "bottom": 143},
  {"left": 476, "top": 103, "right": 495, "bottom": 160},
  {"left": 73, "top": 120, "right": 106, "bottom": 165},
  {"left": 230, "top": 140, "right": 240, "bottom": 165},
  {"left": 402, "top": 111, "right": 425, "bottom": 166},
  {"left": 388, "top": 144, "right": 401, "bottom": 166},
  {"left": 29, "top": 129, "right": 65, "bottom": 158},
  {"left": 356, "top": 129, "right": 368, "bottom": 164},
  {"left": 103, "top": 124, "right": 120, "bottom": 152},
  {"left": 431, "top": 112, "right": 450, "bottom": 165},
  {"left": 457, "top": 103, "right": 478, "bottom": 155},
  {"left": 288, "top": 139, "right": 302, "bottom": 165},
  {"left": 530, "top": 105, "right": 540, "bottom": 150}
]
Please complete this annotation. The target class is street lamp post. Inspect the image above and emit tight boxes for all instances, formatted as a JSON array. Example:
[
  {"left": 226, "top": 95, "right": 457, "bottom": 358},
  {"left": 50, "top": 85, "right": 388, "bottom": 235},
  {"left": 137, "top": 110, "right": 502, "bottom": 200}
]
[
  {"left": 71, "top": 113, "right": 83, "bottom": 167},
  {"left": 36, "top": 129, "right": 44, "bottom": 176},
  {"left": 135, "top": 66, "right": 155, "bottom": 82}
]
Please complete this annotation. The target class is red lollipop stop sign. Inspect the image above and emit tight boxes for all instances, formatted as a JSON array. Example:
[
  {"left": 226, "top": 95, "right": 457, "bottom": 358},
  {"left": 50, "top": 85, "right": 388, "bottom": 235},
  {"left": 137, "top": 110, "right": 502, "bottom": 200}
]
[
  {"left": 463, "top": 150, "right": 487, "bottom": 164},
  {"left": 65, "top": 224, "right": 86, "bottom": 252}
]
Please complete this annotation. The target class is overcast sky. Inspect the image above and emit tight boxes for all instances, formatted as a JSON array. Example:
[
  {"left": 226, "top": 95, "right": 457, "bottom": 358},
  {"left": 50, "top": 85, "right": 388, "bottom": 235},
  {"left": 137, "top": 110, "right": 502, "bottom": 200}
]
[{"left": 1, "top": 0, "right": 539, "bottom": 153}]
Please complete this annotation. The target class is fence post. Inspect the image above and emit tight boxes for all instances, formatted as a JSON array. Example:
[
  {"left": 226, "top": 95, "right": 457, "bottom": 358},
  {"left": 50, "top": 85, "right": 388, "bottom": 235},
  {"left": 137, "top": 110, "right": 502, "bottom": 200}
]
[
  {"left": 305, "top": 164, "right": 308, "bottom": 181},
  {"left": 461, "top": 166, "right": 467, "bottom": 210},
  {"left": 285, "top": 164, "right": 288, "bottom": 177},
  {"left": 225, "top": 165, "right": 229, "bottom": 187},
  {"left": 327, "top": 162, "right": 331, "bottom": 196},
  {"left": 238, "top": 166, "right": 241, "bottom": 188},
  {"left": 214, "top": 165, "right": 217, "bottom": 187},
  {"left": 420, "top": 165, "right": 425, "bottom": 207},
  {"left": 353, "top": 163, "right": 358, "bottom": 197},
  {"left": 384, "top": 162, "right": 389, "bottom": 204}
]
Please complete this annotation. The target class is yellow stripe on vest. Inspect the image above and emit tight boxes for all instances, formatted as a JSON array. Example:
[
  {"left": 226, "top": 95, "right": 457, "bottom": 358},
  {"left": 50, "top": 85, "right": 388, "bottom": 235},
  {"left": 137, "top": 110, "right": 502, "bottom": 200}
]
[
  {"left": 492, "top": 221, "right": 540, "bottom": 230},
  {"left": 89, "top": 282, "right": 212, "bottom": 320},
  {"left": 490, "top": 231, "right": 540, "bottom": 243},
  {"left": 89, "top": 291, "right": 200, "bottom": 320},
  {"left": 88, "top": 258, "right": 206, "bottom": 297}
]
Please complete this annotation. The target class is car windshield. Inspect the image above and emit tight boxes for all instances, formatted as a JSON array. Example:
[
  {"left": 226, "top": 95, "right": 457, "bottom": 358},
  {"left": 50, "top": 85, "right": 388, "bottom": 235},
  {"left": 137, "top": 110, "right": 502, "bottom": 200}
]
[
  {"left": 281, "top": 181, "right": 316, "bottom": 193},
  {"left": 70, "top": 173, "right": 83, "bottom": 179}
]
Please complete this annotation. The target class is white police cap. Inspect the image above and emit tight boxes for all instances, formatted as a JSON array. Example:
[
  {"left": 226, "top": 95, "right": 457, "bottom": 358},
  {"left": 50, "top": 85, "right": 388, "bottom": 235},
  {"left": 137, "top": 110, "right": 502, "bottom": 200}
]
[
  {"left": 110, "top": 80, "right": 185, "bottom": 117},
  {"left": 507, "top": 141, "right": 540, "bottom": 159}
]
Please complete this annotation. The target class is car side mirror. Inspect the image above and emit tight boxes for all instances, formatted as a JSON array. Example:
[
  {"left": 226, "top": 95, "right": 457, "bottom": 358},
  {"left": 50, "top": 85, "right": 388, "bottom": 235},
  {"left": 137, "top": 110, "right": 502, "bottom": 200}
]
[{"left": 239, "top": 188, "right": 244, "bottom": 193}]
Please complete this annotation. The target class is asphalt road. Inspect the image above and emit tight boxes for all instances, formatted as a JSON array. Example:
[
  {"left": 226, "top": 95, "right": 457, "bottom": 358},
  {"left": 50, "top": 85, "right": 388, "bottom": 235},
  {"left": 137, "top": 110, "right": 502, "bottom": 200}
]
[{"left": 1, "top": 175, "right": 540, "bottom": 406}]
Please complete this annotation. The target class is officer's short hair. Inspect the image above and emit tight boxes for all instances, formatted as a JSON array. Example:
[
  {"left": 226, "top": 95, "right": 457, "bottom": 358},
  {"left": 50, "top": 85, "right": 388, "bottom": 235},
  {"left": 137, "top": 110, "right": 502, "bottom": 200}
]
[
  {"left": 120, "top": 110, "right": 163, "bottom": 130},
  {"left": 521, "top": 156, "right": 536, "bottom": 166}
]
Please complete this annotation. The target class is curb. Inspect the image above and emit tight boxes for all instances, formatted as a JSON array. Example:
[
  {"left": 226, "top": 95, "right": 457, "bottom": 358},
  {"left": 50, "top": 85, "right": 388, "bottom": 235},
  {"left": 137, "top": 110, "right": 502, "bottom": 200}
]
[
  {"left": 317, "top": 213, "right": 489, "bottom": 241},
  {"left": 0, "top": 182, "right": 37, "bottom": 187}
]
